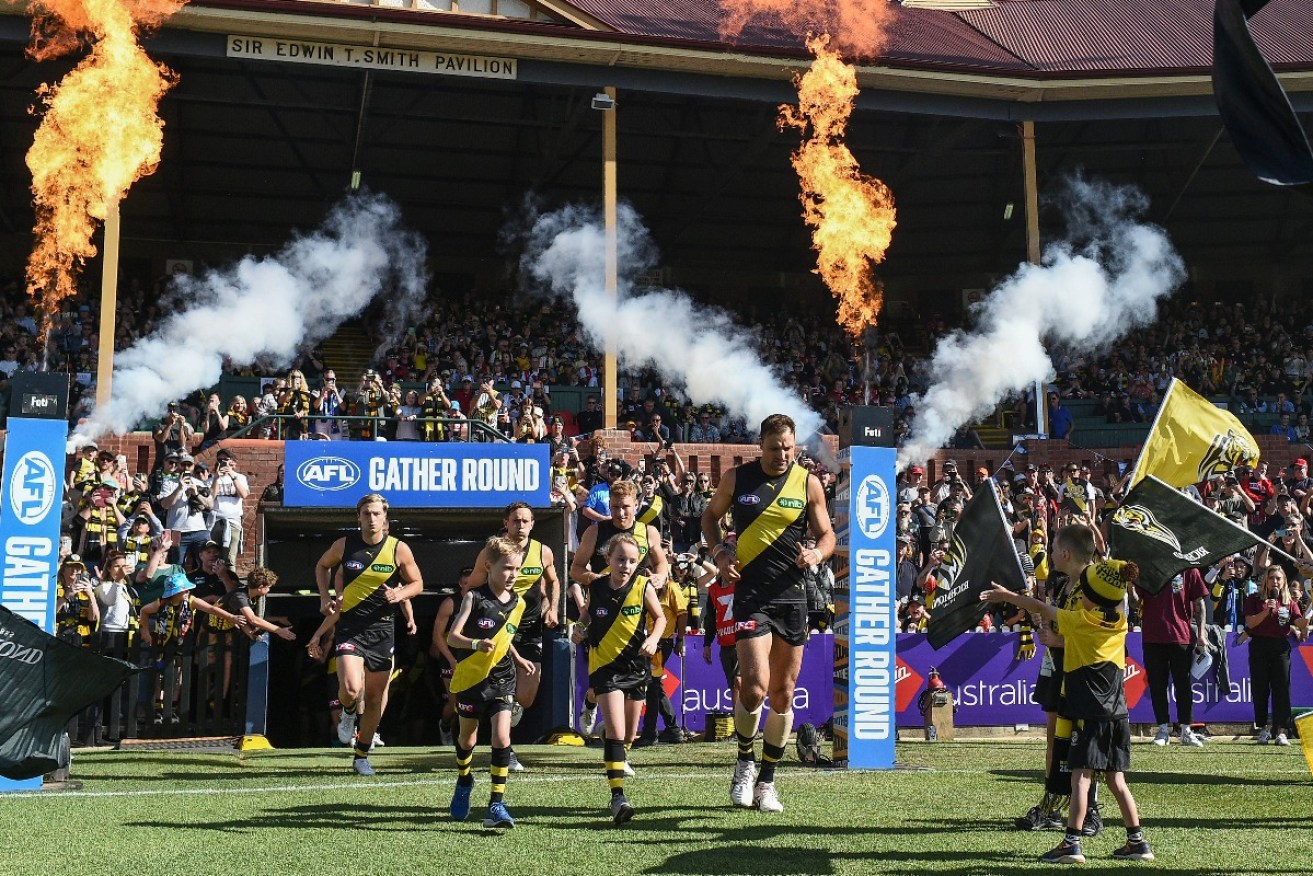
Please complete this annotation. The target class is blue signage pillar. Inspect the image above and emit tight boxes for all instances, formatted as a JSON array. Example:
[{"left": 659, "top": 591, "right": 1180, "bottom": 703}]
[
  {"left": 832, "top": 443, "right": 898, "bottom": 769},
  {"left": 1, "top": 373, "right": 70, "bottom": 792}
]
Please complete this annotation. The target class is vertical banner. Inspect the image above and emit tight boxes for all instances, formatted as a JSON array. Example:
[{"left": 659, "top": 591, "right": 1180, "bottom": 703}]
[
  {"left": 0, "top": 416, "right": 69, "bottom": 791},
  {"left": 844, "top": 445, "right": 898, "bottom": 769}
]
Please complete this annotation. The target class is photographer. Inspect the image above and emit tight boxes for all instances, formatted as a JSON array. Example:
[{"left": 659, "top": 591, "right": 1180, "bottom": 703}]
[
  {"left": 471, "top": 378, "right": 503, "bottom": 439},
  {"left": 420, "top": 376, "right": 451, "bottom": 441},
  {"left": 195, "top": 393, "right": 229, "bottom": 454},
  {"left": 1244, "top": 564, "right": 1309, "bottom": 745},
  {"left": 162, "top": 453, "right": 213, "bottom": 568},
  {"left": 152, "top": 401, "right": 194, "bottom": 464},
  {"left": 55, "top": 555, "right": 100, "bottom": 649},
  {"left": 311, "top": 371, "right": 346, "bottom": 440},
  {"left": 350, "top": 370, "right": 386, "bottom": 440},
  {"left": 208, "top": 449, "right": 250, "bottom": 568}
]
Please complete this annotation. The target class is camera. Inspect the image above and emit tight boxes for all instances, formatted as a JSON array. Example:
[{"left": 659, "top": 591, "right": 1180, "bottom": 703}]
[{"left": 1224, "top": 475, "right": 1239, "bottom": 486}]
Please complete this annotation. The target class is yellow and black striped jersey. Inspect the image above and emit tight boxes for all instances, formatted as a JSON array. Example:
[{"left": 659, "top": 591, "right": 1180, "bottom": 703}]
[
  {"left": 511, "top": 538, "right": 546, "bottom": 618},
  {"left": 731, "top": 461, "right": 811, "bottom": 599},
  {"left": 450, "top": 585, "right": 525, "bottom": 695},
  {"left": 587, "top": 573, "right": 651, "bottom": 675},
  {"left": 588, "top": 520, "right": 650, "bottom": 575},
  {"left": 637, "top": 494, "right": 664, "bottom": 533},
  {"left": 338, "top": 534, "right": 402, "bottom": 632}
]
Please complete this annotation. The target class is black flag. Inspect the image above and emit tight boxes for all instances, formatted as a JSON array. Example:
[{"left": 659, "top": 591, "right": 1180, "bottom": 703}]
[
  {"left": 1108, "top": 476, "right": 1262, "bottom": 596},
  {"left": 1213, "top": 0, "right": 1313, "bottom": 192},
  {"left": 0, "top": 606, "right": 137, "bottom": 779},
  {"left": 927, "top": 485, "right": 1027, "bottom": 649}
]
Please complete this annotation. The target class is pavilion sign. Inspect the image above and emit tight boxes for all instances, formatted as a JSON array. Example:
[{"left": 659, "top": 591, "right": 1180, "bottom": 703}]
[{"left": 226, "top": 35, "right": 518, "bottom": 79}]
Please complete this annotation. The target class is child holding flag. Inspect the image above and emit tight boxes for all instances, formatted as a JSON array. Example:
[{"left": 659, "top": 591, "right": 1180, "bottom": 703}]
[{"left": 983, "top": 531, "right": 1154, "bottom": 865}]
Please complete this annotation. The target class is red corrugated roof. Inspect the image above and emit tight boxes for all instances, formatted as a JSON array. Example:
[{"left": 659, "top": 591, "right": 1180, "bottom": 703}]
[
  {"left": 956, "top": 0, "right": 1313, "bottom": 73},
  {"left": 568, "top": 0, "right": 1313, "bottom": 75}
]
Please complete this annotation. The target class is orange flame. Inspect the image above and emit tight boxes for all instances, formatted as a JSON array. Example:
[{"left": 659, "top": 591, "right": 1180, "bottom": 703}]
[
  {"left": 779, "top": 35, "right": 897, "bottom": 338},
  {"left": 21, "top": 0, "right": 186, "bottom": 333},
  {"left": 719, "top": 0, "right": 896, "bottom": 60}
]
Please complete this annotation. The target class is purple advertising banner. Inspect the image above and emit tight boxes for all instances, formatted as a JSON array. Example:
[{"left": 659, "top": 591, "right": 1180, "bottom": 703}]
[
  {"left": 895, "top": 632, "right": 1313, "bottom": 727},
  {"left": 574, "top": 636, "right": 835, "bottom": 733},
  {"left": 576, "top": 632, "right": 1313, "bottom": 730}
]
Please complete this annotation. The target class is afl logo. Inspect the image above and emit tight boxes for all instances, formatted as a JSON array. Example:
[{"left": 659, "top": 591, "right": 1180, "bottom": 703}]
[
  {"left": 344, "top": 561, "right": 365, "bottom": 572},
  {"left": 9, "top": 451, "right": 57, "bottom": 525},
  {"left": 594, "top": 607, "right": 610, "bottom": 618},
  {"left": 296, "top": 456, "right": 361, "bottom": 492},
  {"left": 477, "top": 618, "right": 496, "bottom": 629},
  {"left": 855, "top": 475, "right": 891, "bottom": 539},
  {"left": 737, "top": 494, "right": 762, "bottom": 506}
]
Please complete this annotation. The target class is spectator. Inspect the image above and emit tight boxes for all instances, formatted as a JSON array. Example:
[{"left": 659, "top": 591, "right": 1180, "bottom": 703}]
[
  {"left": 1135, "top": 569, "right": 1209, "bottom": 747},
  {"left": 162, "top": 453, "right": 213, "bottom": 567},
  {"left": 281, "top": 370, "right": 313, "bottom": 439},
  {"left": 642, "top": 413, "right": 671, "bottom": 446},
  {"left": 260, "top": 464, "right": 285, "bottom": 504},
  {"left": 152, "top": 401, "right": 195, "bottom": 462},
  {"left": 209, "top": 449, "right": 249, "bottom": 568},
  {"left": 225, "top": 396, "right": 251, "bottom": 439},
  {"left": 1270, "top": 413, "right": 1297, "bottom": 443},
  {"left": 420, "top": 377, "right": 451, "bottom": 441},
  {"left": 195, "top": 393, "right": 230, "bottom": 453},
  {"left": 575, "top": 394, "right": 603, "bottom": 434},
  {"left": 1046, "top": 392, "right": 1074, "bottom": 440},
  {"left": 396, "top": 389, "right": 423, "bottom": 441},
  {"left": 311, "top": 371, "right": 347, "bottom": 440},
  {"left": 1244, "top": 564, "right": 1308, "bottom": 745}
]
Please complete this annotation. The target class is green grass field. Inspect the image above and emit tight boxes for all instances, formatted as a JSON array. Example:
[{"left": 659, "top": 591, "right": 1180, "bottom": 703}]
[{"left": 0, "top": 739, "right": 1309, "bottom": 876}]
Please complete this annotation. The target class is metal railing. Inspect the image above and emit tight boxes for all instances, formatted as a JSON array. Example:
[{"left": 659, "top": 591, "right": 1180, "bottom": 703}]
[{"left": 225, "top": 413, "right": 507, "bottom": 443}]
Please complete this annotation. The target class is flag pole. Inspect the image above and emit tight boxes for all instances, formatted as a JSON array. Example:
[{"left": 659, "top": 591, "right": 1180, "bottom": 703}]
[
  {"left": 1128, "top": 378, "right": 1178, "bottom": 487},
  {"left": 1143, "top": 475, "right": 1305, "bottom": 569}
]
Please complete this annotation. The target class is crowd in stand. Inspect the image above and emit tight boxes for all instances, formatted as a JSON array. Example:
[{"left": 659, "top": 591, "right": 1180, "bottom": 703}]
[{"left": 7, "top": 273, "right": 1313, "bottom": 450}]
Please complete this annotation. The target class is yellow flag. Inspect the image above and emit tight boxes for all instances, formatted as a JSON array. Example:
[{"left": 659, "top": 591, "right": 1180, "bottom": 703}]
[
  {"left": 1298, "top": 712, "right": 1313, "bottom": 779},
  {"left": 1131, "top": 378, "right": 1259, "bottom": 488}
]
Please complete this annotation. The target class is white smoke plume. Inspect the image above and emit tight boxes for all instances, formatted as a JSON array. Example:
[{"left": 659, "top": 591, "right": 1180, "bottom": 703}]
[
  {"left": 517, "top": 201, "right": 822, "bottom": 440},
  {"left": 900, "top": 176, "right": 1186, "bottom": 467},
  {"left": 74, "top": 192, "right": 428, "bottom": 445}
]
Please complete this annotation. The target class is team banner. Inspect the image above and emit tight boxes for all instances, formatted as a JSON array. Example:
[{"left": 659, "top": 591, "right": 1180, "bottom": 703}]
[
  {"left": 1109, "top": 475, "right": 1261, "bottom": 595},
  {"left": 844, "top": 446, "right": 898, "bottom": 769},
  {"left": 0, "top": 607, "right": 138, "bottom": 779},
  {"left": 927, "top": 485, "right": 1027, "bottom": 649},
  {"left": 284, "top": 441, "right": 550, "bottom": 508},
  {"left": 1132, "top": 378, "right": 1259, "bottom": 488}
]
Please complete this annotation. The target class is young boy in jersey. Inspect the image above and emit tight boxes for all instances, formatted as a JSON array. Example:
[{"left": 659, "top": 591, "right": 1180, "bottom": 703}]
[
  {"left": 139, "top": 571, "right": 245, "bottom": 723},
  {"left": 984, "top": 556, "right": 1154, "bottom": 864},
  {"left": 571, "top": 534, "right": 666, "bottom": 825},
  {"left": 446, "top": 537, "right": 536, "bottom": 829}
]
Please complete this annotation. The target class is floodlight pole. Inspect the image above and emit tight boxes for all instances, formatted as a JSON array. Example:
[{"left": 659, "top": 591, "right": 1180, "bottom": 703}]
[
  {"left": 1021, "top": 120, "right": 1046, "bottom": 436},
  {"left": 602, "top": 86, "right": 618, "bottom": 430},
  {"left": 96, "top": 203, "right": 121, "bottom": 411}
]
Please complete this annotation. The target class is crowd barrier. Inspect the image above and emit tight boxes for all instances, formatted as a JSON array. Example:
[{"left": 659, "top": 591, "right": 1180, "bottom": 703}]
[{"left": 573, "top": 632, "right": 1313, "bottom": 732}]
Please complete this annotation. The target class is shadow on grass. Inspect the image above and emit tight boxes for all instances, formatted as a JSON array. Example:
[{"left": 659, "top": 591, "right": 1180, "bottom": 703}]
[
  {"left": 988, "top": 768, "right": 1307, "bottom": 788},
  {"left": 127, "top": 802, "right": 438, "bottom": 834}
]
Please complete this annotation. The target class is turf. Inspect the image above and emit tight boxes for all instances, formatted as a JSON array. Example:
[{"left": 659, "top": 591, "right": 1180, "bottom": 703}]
[{"left": 0, "top": 739, "right": 1308, "bottom": 876}]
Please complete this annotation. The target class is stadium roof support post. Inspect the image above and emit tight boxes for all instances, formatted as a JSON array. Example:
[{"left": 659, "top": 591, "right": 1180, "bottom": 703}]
[
  {"left": 96, "top": 203, "right": 121, "bottom": 410},
  {"left": 601, "top": 84, "right": 618, "bottom": 429},
  {"left": 1021, "top": 119, "right": 1046, "bottom": 436}
]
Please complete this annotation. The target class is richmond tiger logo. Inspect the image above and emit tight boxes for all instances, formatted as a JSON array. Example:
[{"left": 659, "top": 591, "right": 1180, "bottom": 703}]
[
  {"left": 1197, "top": 429, "right": 1259, "bottom": 480},
  {"left": 1111, "top": 504, "right": 1182, "bottom": 553}
]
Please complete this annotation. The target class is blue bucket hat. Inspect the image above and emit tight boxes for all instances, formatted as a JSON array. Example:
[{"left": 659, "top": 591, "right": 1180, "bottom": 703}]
[{"left": 161, "top": 572, "right": 194, "bottom": 599}]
